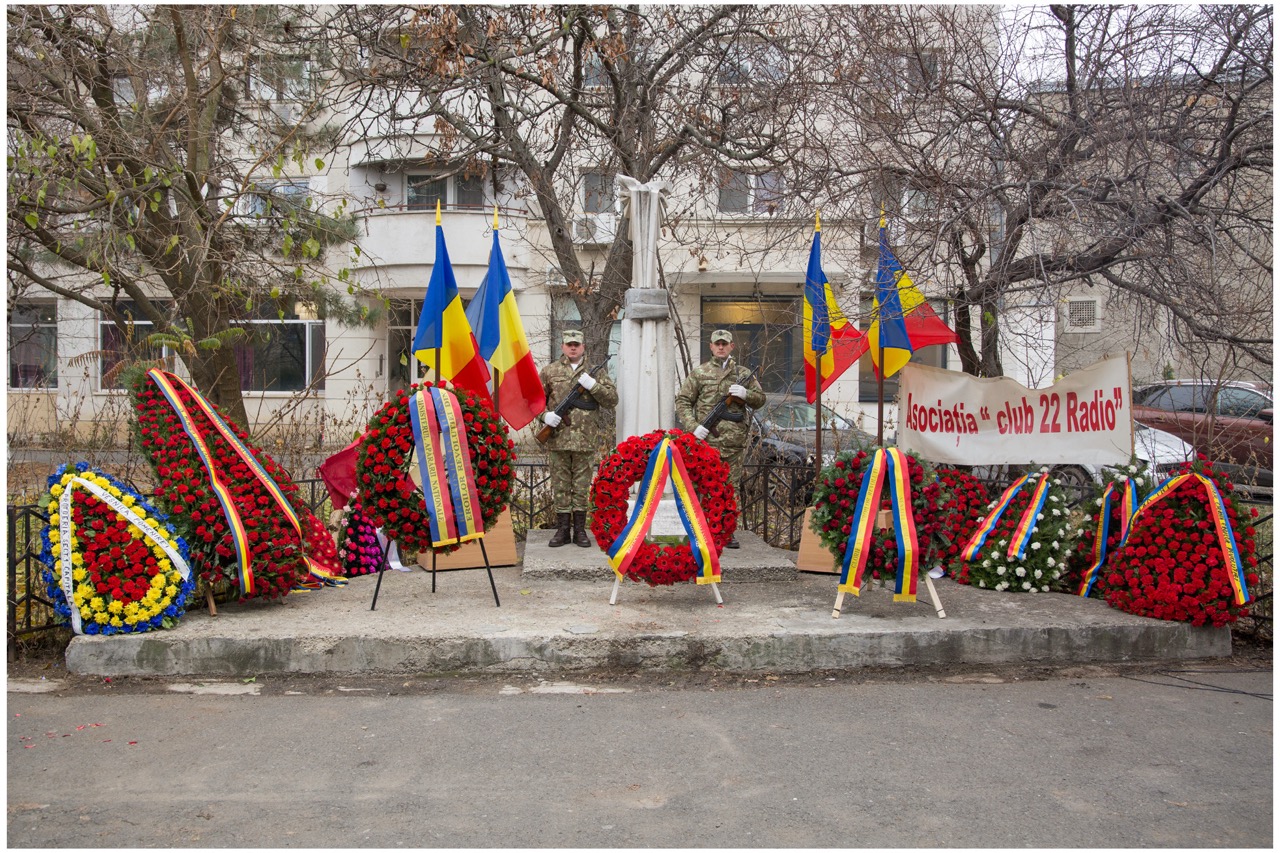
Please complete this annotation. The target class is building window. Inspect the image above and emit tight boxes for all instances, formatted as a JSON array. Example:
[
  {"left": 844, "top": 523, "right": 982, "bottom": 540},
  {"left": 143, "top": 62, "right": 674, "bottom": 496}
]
[
  {"left": 245, "top": 179, "right": 311, "bottom": 219},
  {"left": 717, "top": 169, "right": 786, "bottom": 216},
  {"left": 407, "top": 174, "right": 486, "bottom": 211},
  {"left": 387, "top": 298, "right": 425, "bottom": 394},
  {"left": 1064, "top": 296, "right": 1102, "bottom": 333},
  {"left": 248, "top": 55, "right": 313, "bottom": 102},
  {"left": 9, "top": 302, "right": 57, "bottom": 389},
  {"left": 99, "top": 301, "right": 172, "bottom": 391},
  {"left": 700, "top": 296, "right": 801, "bottom": 395},
  {"left": 718, "top": 41, "right": 788, "bottom": 86},
  {"left": 583, "top": 171, "right": 615, "bottom": 214},
  {"left": 231, "top": 303, "right": 326, "bottom": 393}
]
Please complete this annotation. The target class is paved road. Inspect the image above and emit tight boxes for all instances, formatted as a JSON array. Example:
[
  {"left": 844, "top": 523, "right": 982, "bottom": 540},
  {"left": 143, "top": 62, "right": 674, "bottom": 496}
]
[{"left": 7, "top": 667, "right": 1272, "bottom": 848}]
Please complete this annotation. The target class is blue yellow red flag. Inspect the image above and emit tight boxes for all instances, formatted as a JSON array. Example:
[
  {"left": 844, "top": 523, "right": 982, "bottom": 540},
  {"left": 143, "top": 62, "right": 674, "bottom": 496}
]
[
  {"left": 464, "top": 210, "right": 546, "bottom": 430},
  {"left": 803, "top": 212, "right": 867, "bottom": 403},
  {"left": 414, "top": 203, "right": 493, "bottom": 405},
  {"left": 868, "top": 217, "right": 957, "bottom": 378}
]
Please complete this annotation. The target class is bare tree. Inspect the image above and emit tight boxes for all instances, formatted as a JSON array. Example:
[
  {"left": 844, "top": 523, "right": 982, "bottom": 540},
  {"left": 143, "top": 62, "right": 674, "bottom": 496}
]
[
  {"left": 333, "top": 5, "right": 801, "bottom": 359},
  {"left": 7, "top": 5, "right": 369, "bottom": 429},
  {"left": 796, "top": 4, "right": 1271, "bottom": 378}
]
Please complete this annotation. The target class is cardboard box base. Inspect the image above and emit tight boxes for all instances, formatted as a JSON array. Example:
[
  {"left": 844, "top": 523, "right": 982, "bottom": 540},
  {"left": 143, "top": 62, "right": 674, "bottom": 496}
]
[
  {"left": 795, "top": 507, "right": 837, "bottom": 574},
  {"left": 417, "top": 507, "right": 518, "bottom": 571}
]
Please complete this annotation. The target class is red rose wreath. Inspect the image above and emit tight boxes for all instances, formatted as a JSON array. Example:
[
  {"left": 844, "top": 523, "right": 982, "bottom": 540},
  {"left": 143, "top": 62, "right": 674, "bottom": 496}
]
[
  {"left": 931, "top": 467, "right": 991, "bottom": 568},
  {"left": 355, "top": 382, "right": 514, "bottom": 555},
  {"left": 1096, "top": 460, "right": 1261, "bottom": 627},
  {"left": 129, "top": 369, "right": 341, "bottom": 601},
  {"left": 590, "top": 429, "right": 736, "bottom": 586},
  {"left": 808, "top": 448, "right": 941, "bottom": 584}
]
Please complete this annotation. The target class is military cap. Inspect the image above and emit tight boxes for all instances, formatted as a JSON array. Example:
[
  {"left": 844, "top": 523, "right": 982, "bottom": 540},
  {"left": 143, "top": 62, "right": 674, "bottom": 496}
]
[
  {"left": 710, "top": 329, "right": 733, "bottom": 343},
  {"left": 562, "top": 330, "right": 584, "bottom": 344}
]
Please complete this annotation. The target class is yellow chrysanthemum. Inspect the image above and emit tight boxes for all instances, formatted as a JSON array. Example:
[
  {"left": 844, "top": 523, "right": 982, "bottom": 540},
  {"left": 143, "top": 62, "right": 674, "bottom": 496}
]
[
  {"left": 124, "top": 602, "right": 140, "bottom": 617},
  {"left": 49, "top": 484, "right": 63, "bottom": 498},
  {"left": 158, "top": 559, "right": 172, "bottom": 571},
  {"left": 108, "top": 486, "right": 122, "bottom": 497},
  {"left": 72, "top": 567, "right": 87, "bottom": 582},
  {"left": 121, "top": 494, "right": 136, "bottom": 507},
  {"left": 146, "top": 518, "right": 161, "bottom": 529},
  {"left": 165, "top": 584, "right": 178, "bottom": 597},
  {"left": 107, "top": 600, "right": 124, "bottom": 615},
  {"left": 151, "top": 573, "right": 166, "bottom": 588},
  {"left": 109, "top": 616, "right": 122, "bottom": 628},
  {"left": 94, "top": 612, "right": 110, "bottom": 625},
  {"left": 124, "top": 615, "right": 138, "bottom": 625},
  {"left": 89, "top": 596, "right": 105, "bottom": 612},
  {"left": 48, "top": 512, "right": 60, "bottom": 527},
  {"left": 71, "top": 553, "right": 84, "bottom": 567}
]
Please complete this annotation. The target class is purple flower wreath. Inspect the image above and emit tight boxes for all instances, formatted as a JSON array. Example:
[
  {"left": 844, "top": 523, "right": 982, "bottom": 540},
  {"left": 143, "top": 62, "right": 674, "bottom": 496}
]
[{"left": 338, "top": 501, "right": 385, "bottom": 576}]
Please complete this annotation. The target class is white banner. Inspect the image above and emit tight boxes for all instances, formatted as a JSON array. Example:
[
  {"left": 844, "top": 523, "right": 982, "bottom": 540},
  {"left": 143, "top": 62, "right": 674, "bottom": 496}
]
[{"left": 897, "top": 356, "right": 1133, "bottom": 466}]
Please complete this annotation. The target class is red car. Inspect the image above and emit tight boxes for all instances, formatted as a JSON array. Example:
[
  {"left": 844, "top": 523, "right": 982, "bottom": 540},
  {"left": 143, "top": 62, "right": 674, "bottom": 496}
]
[{"left": 1130, "top": 380, "right": 1272, "bottom": 491}]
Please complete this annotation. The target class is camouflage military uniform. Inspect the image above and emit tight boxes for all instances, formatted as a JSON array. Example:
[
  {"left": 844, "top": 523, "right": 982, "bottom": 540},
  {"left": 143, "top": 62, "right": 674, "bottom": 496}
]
[
  {"left": 540, "top": 357, "right": 618, "bottom": 513},
  {"left": 675, "top": 357, "right": 765, "bottom": 504}
]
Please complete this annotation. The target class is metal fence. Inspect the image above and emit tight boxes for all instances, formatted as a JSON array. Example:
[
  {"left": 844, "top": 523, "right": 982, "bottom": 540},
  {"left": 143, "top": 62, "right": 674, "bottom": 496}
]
[{"left": 8, "top": 461, "right": 1272, "bottom": 659}]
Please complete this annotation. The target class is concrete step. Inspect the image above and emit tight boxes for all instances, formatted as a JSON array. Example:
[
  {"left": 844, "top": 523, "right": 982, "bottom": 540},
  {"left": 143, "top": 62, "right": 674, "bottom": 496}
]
[
  {"left": 521, "top": 529, "right": 798, "bottom": 583},
  {"left": 63, "top": 567, "right": 1230, "bottom": 678}
]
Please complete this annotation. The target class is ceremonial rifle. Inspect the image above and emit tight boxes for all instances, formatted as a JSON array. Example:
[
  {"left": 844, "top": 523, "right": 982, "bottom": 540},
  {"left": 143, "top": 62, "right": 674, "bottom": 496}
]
[
  {"left": 698, "top": 366, "right": 757, "bottom": 438},
  {"left": 535, "top": 355, "right": 612, "bottom": 445}
]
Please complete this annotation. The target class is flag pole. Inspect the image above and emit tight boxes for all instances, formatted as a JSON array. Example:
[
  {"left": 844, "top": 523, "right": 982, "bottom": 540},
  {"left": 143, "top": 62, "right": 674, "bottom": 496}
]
[
  {"left": 434, "top": 201, "right": 444, "bottom": 390},
  {"left": 490, "top": 206, "right": 501, "bottom": 405},
  {"left": 876, "top": 210, "right": 886, "bottom": 447},
  {"left": 813, "top": 211, "right": 824, "bottom": 478}
]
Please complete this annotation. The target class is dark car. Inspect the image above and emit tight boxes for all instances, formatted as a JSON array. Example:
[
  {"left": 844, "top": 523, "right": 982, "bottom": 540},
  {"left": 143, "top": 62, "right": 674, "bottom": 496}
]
[
  {"left": 748, "top": 397, "right": 877, "bottom": 466},
  {"left": 1131, "top": 380, "right": 1273, "bottom": 493}
]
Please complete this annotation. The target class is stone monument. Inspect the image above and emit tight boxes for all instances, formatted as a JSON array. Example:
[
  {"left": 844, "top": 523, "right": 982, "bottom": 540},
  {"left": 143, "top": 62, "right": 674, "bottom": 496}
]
[{"left": 615, "top": 175, "right": 675, "bottom": 441}]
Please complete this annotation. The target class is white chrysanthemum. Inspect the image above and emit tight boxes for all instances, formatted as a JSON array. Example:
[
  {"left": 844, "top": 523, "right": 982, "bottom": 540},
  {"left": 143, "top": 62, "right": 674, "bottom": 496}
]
[
  {"left": 1051, "top": 540, "right": 1060, "bottom": 549},
  {"left": 1053, "top": 479, "right": 1062, "bottom": 486},
  {"left": 1023, "top": 581, "right": 1032, "bottom": 590},
  {"left": 982, "top": 559, "right": 991, "bottom": 567},
  {"left": 978, "top": 580, "right": 987, "bottom": 588},
  {"left": 1033, "top": 568, "right": 1042, "bottom": 579},
  {"left": 997, "top": 565, "right": 1006, "bottom": 576},
  {"left": 1134, "top": 475, "right": 1145, "bottom": 485},
  {"left": 997, "top": 582, "right": 1008, "bottom": 591},
  {"left": 1041, "top": 585, "right": 1050, "bottom": 592},
  {"left": 998, "top": 539, "right": 1007, "bottom": 548},
  {"left": 1052, "top": 508, "right": 1061, "bottom": 516},
  {"left": 1127, "top": 464, "right": 1137, "bottom": 473},
  {"left": 1015, "top": 566, "right": 1026, "bottom": 577},
  {"left": 1039, "top": 466, "right": 1050, "bottom": 474},
  {"left": 1031, "top": 541, "right": 1041, "bottom": 550},
  {"left": 1095, "top": 497, "right": 1104, "bottom": 507},
  {"left": 1046, "top": 557, "right": 1056, "bottom": 567}
]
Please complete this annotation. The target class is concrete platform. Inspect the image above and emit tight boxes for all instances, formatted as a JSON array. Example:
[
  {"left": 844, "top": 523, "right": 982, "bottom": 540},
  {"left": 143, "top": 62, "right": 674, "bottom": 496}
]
[
  {"left": 521, "top": 529, "right": 798, "bottom": 583},
  {"left": 63, "top": 560, "right": 1231, "bottom": 678}
]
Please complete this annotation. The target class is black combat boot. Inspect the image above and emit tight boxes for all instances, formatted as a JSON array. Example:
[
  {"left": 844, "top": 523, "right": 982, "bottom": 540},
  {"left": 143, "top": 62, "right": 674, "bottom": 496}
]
[
  {"left": 572, "top": 510, "right": 591, "bottom": 548},
  {"left": 725, "top": 535, "right": 740, "bottom": 549},
  {"left": 548, "top": 512, "right": 572, "bottom": 548}
]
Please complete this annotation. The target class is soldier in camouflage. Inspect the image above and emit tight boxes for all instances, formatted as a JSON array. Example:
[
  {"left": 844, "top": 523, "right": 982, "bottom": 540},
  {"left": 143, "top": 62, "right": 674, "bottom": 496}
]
[
  {"left": 539, "top": 330, "right": 619, "bottom": 547},
  {"left": 675, "top": 329, "right": 765, "bottom": 548}
]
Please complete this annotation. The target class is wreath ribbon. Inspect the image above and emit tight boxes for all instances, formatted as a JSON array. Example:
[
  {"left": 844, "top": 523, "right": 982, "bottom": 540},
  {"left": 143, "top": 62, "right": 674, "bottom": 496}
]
[
  {"left": 58, "top": 476, "right": 190, "bottom": 635},
  {"left": 962, "top": 472, "right": 1050, "bottom": 562},
  {"left": 146, "top": 369, "right": 344, "bottom": 592},
  {"left": 1077, "top": 477, "right": 1139, "bottom": 597},
  {"left": 1118, "top": 473, "right": 1251, "bottom": 605},
  {"left": 607, "top": 437, "right": 721, "bottom": 584},
  {"left": 838, "top": 447, "right": 919, "bottom": 601},
  {"left": 410, "top": 386, "right": 484, "bottom": 547}
]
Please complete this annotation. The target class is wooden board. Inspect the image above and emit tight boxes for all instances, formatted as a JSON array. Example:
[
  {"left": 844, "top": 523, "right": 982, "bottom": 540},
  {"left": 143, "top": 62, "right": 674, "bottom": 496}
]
[
  {"left": 417, "top": 507, "right": 518, "bottom": 571},
  {"left": 795, "top": 507, "right": 838, "bottom": 574}
]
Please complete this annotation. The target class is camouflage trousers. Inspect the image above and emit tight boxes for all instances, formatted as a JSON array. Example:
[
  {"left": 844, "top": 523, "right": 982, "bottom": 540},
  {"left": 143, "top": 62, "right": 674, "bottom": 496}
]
[{"left": 549, "top": 450, "right": 596, "bottom": 513}]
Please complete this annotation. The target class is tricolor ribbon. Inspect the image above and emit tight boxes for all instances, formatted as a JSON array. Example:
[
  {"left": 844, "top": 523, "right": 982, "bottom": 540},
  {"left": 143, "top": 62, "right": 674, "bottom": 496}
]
[
  {"left": 837, "top": 448, "right": 919, "bottom": 601},
  {"left": 1118, "top": 473, "right": 1251, "bottom": 605},
  {"left": 607, "top": 436, "right": 722, "bottom": 585},
  {"left": 146, "top": 369, "right": 345, "bottom": 592},
  {"left": 57, "top": 476, "right": 192, "bottom": 635},
  {"left": 1077, "top": 477, "right": 1139, "bottom": 597},
  {"left": 410, "top": 386, "right": 485, "bottom": 547},
  {"left": 961, "top": 472, "right": 1050, "bottom": 562}
]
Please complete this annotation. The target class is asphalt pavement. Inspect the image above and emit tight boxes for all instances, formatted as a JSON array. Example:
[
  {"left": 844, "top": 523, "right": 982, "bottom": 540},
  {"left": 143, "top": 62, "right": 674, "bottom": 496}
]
[{"left": 7, "top": 664, "right": 1272, "bottom": 848}]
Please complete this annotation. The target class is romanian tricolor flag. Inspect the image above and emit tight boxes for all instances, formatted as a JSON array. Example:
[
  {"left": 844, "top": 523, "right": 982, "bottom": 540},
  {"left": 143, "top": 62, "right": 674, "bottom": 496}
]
[
  {"left": 803, "top": 212, "right": 867, "bottom": 403},
  {"left": 413, "top": 203, "right": 493, "bottom": 406},
  {"left": 868, "top": 216, "right": 958, "bottom": 378},
  {"left": 464, "top": 209, "right": 546, "bottom": 430}
]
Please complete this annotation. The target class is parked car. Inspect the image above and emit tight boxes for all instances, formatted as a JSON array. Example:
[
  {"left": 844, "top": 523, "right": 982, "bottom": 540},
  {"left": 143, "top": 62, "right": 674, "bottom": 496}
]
[
  {"left": 1130, "top": 379, "right": 1272, "bottom": 495},
  {"left": 972, "top": 420, "right": 1197, "bottom": 504},
  {"left": 747, "top": 397, "right": 876, "bottom": 467}
]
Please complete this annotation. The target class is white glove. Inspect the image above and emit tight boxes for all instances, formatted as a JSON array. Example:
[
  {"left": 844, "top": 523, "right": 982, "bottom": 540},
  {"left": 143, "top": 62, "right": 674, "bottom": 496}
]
[
  {"left": 693, "top": 425, "right": 710, "bottom": 441},
  {"left": 543, "top": 411, "right": 562, "bottom": 428},
  {"left": 577, "top": 373, "right": 597, "bottom": 391},
  {"left": 728, "top": 383, "right": 747, "bottom": 400}
]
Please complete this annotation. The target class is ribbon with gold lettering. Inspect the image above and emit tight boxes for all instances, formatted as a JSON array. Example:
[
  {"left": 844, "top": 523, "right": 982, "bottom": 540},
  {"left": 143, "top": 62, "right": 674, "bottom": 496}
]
[
  {"left": 838, "top": 448, "right": 919, "bottom": 601},
  {"left": 410, "top": 386, "right": 484, "bottom": 547},
  {"left": 146, "top": 369, "right": 345, "bottom": 590}
]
